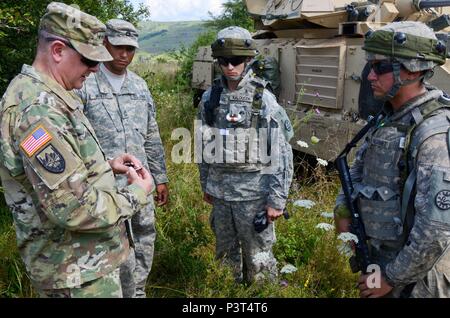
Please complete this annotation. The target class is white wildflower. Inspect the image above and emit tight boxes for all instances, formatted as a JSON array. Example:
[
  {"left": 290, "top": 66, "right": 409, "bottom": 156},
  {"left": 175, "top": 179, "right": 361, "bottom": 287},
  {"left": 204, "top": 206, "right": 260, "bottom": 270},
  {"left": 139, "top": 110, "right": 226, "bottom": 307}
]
[
  {"left": 317, "top": 158, "right": 328, "bottom": 166},
  {"left": 337, "top": 242, "right": 353, "bottom": 257},
  {"left": 296, "top": 140, "right": 309, "bottom": 148},
  {"left": 280, "top": 264, "right": 298, "bottom": 274},
  {"left": 320, "top": 212, "right": 334, "bottom": 219},
  {"left": 252, "top": 252, "right": 271, "bottom": 266},
  {"left": 316, "top": 223, "right": 335, "bottom": 231},
  {"left": 338, "top": 232, "right": 359, "bottom": 244},
  {"left": 293, "top": 200, "right": 316, "bottom": 209}
]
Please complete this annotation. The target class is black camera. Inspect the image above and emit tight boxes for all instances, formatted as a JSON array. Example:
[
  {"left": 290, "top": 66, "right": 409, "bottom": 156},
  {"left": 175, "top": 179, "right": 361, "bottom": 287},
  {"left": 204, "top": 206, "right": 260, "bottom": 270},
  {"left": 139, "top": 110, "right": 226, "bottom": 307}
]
[
  {"left": 253, "top": 209, "right": 290, "bottom": 233},
  {"left": 253, "top": 210, "right": 268, "bottom": 233}
]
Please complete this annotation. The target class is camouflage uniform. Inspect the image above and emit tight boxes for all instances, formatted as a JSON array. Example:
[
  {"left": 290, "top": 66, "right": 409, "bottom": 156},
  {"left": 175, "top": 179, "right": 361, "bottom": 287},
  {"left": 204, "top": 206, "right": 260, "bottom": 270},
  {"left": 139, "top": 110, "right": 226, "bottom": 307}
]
[
  {"left": 0, "top": 3, "right": 148, "bottom": 298},
  {"left": 335, "top": 22, "right": 450, "bottom": 297},
  {"left": 76, "top": 19, "right": 168, "bottom": 298},
  {"left": 197, "top": 27, "right": 294, "bottom": 283}
]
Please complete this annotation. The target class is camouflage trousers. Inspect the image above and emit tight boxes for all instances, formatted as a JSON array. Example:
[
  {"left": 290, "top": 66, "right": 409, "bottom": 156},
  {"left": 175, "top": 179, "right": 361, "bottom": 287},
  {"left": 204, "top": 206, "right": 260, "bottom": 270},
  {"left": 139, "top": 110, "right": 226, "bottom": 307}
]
[
  {"left": 210, "top": 197, "right": 278, "bottom": 283},
  {"left": 36, "top": 268, "right": 122, "bottom": 298},
  {"left": 120, "top": 202, "right": 156, "bottom": 298}
]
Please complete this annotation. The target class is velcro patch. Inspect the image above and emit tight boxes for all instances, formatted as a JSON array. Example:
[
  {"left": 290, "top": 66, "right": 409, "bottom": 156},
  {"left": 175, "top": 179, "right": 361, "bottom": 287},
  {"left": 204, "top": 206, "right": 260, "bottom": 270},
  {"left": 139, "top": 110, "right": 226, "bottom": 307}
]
[
  {"left": 36, "top": 144, "right": 66, "bottom": 174},
  {"left": 436, "top": 190, "right": 450, "bottom": 210},
  {"left": 20, "top": 126, "right": 52, "bottom": 157}
]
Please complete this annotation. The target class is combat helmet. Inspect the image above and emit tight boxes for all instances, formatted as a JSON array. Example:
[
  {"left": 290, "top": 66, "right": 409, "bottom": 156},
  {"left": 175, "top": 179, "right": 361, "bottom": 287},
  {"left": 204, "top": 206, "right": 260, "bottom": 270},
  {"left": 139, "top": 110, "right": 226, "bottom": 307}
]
[
  {"left": 211, "top": 26, "right": 257, "bottom": 58},
  {"left": 363, "top": 21, "right": 447, "bottom": 99}
]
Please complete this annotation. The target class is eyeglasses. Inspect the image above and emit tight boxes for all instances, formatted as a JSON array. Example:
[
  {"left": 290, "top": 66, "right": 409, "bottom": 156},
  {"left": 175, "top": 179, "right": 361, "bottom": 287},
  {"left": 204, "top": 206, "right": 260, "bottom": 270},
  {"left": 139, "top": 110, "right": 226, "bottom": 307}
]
[
  {"left": 369, "top": 60, "right": 394, "bottom": 75},
  {"left": 46, "top": 37, "right": 100, "bottom": 68},
  {"left": 217, "top": 56, "right": 247, "bottom": 67}
]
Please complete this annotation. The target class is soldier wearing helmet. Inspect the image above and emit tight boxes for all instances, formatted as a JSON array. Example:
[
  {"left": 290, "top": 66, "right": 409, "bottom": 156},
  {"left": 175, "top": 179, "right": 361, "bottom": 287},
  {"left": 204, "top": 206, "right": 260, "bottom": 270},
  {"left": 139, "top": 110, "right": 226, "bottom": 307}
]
[
  {"left": 196, "top": 26, "right": 294, "bottom": 283},
  {"left": 334, "top": 21, "right": 450, "bottom": 298}
]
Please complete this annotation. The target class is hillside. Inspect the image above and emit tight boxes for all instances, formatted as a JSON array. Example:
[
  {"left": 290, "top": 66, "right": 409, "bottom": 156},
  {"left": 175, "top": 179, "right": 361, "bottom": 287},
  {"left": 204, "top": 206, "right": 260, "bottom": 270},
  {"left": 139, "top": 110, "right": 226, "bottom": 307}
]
[{"left": 138, "top": 21, "right": 211, "bottom": 54}]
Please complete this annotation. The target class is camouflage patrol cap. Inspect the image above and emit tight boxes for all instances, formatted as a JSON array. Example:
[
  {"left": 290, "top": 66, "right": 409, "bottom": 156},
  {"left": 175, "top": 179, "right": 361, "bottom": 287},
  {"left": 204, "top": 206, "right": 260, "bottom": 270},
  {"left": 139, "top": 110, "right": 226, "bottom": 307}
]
[
  {"left": 39, "top": 2, "right": 112, "bottom": 62},
  {"left": 106, "top": 19, "right": 139, "bottom": 48},
  {"left": 363, "top": 21, "right": 447, "bottom": 72},
  {"left": 211, "top": 26, "right": 257, "bottom": 58}
]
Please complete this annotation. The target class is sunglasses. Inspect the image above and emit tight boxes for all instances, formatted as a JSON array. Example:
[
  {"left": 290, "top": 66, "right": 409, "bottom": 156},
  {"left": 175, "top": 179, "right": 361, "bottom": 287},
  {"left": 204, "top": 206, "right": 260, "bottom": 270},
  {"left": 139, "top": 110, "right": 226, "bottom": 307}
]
[
  {"left": 369, "top": 60, "right": 394, "bottom": 75},
  {"left": 217, "top": 56, "right": 247, "bottom": 67},
  {"left": 47, "top": 37, "right": 100, "bottom": 68}
]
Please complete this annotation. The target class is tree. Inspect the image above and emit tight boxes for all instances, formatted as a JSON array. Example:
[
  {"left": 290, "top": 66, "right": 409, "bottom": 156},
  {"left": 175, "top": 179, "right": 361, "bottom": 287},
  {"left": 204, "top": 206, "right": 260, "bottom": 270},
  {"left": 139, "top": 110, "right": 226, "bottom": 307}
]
[
  {"left": 206, "top": 0, "right": 254, "bottom": 31},
  {"left": 0, "top": 0, "right": 149, "bottom": 95}
]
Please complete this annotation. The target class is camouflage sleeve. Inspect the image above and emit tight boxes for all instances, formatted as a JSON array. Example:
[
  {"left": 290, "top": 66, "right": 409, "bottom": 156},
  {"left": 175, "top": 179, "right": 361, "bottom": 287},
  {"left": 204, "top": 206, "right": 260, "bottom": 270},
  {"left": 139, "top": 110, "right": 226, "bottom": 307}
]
[
  {"left": 144, "top": 90, "right": 168, "bottom": 185},
  {"left": 264, "top": 92, "right": 294, "bottom": 210},
  {"left": 385, "top": 133, "right": 450, "bottom": 286},
  {"left": 197, "top": 90, "right": 211, "bottom": 192},
  {"left": 7, "top": 104, "right": 147, "bottom": 233},
  {"left": 266, "top": 132, "right": 293, "bottom": 210},
  {"left": 335, "top": 139, "right": 369, "bottom": 208}
]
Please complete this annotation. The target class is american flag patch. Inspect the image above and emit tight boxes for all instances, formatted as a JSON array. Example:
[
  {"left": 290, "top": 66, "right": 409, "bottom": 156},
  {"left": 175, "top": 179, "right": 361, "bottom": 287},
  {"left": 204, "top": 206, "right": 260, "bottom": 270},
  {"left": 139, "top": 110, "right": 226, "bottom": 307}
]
[{"left": 20, "top": 126, "right": 53, "bottom": 157}]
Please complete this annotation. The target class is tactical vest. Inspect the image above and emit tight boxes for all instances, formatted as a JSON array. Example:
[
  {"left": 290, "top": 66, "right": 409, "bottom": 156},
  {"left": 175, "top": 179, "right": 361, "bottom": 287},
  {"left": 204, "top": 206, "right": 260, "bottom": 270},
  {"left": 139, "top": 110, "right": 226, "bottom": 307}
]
[
  {"left": 356, "top": 96, "right": 450, "bottom": 266},
  {"left": 203, "top": 77, "right": 271, "bottom": 172}
]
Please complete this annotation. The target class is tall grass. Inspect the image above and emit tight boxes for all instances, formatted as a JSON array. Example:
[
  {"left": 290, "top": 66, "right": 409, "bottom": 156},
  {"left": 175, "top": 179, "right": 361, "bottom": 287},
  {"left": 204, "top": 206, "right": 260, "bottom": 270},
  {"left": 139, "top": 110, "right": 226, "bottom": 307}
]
[{"left": 0, "top": 58, "right": 358, "bottom": 298}]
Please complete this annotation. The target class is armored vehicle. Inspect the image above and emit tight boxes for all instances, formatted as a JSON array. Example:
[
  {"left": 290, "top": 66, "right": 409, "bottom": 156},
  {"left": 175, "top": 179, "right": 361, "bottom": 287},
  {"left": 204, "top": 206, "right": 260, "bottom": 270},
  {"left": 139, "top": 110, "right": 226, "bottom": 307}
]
[{"left": 192, "top": 0, "right": 450, "bottom": 161}]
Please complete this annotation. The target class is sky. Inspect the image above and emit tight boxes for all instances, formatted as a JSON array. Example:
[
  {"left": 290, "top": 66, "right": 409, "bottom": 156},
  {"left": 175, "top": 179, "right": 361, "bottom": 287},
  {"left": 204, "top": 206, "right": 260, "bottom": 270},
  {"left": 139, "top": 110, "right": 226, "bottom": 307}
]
[{"left": 131, "top": 0, "right": 228, "bottom": 22}]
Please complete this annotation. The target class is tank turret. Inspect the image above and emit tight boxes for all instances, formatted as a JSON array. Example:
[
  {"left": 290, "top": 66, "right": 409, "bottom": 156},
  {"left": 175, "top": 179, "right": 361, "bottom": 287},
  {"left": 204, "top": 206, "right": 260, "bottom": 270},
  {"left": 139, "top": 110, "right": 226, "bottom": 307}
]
[
  {"left": 191, "top": 0, "right": 450, "bottom": 161},
  {"left": 246, "top": 0, "right": 450, "bottom": 31}
]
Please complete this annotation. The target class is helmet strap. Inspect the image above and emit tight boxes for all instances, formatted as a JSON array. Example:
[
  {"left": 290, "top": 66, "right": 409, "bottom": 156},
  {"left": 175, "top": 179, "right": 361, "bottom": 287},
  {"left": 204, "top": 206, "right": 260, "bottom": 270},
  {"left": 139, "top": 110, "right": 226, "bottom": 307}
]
[{"left": 382, "top": 61, "right": 428, "bottom": 101}]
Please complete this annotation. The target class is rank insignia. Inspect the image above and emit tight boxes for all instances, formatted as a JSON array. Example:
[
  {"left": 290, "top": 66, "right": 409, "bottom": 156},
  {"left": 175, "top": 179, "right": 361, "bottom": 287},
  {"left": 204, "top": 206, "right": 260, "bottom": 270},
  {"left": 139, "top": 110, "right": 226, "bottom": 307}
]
[
  {"left": 435, "top": 190, "right": 450, "bottom": 210},
  {"left": 20, "top": 126, "right": 52, "bottom": 157},
  {"left": 35, "top": 144, "right": 66, "bottom": 174}
]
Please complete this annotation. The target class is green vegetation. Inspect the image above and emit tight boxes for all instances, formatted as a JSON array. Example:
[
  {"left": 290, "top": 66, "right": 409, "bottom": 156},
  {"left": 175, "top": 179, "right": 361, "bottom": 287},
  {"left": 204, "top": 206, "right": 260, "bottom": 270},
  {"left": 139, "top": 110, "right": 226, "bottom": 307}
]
[
  {"left": 0, "top": 0, "right": 149, "bottom": 96},
  {"left": 138, "top": 21, "right": 210, "bottom": 55},
  {"left": 206, "top": 0, "right": 255, "bottom": 32}
]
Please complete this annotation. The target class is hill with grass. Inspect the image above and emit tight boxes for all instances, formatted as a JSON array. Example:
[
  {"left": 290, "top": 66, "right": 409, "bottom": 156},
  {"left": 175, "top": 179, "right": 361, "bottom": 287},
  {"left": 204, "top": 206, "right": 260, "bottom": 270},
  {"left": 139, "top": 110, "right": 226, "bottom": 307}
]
[{"left": 138, "top": 21, "right": 211, "bottom": 54}]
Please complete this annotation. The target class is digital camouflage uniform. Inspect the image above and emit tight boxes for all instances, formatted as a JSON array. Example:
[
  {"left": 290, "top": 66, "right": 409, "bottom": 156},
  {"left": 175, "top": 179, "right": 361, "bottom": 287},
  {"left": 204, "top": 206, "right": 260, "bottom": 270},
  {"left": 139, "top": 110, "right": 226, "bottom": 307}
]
[
  {"left": 197, "top": 27, "right": 294, "bottom": 283},
  {"left": 0, "top": 3, "right": 148, "bottom": 298},
  {"left": 76, "top": 19, "right": 168, "bottom": 298},
  {"left": 335, "top": 22, "right": 450, "bottom": 297}
]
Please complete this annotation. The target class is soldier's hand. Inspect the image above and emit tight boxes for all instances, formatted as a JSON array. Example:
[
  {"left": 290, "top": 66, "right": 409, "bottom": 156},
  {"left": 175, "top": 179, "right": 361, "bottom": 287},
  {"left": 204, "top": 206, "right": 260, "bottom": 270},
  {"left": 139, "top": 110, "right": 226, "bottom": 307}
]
[
  {"left": 358, "top": 273, "right": 393, "bottom": 298},
  {"left": 267, "top": 206, "right": 283, "bottom": 223},
  {"left": 155, "top": 183, "right": 169, "bottom": 206},
  {"left": 203, "top": 193, "right": 213, "bottom": 205},
  {"left": 109, "top": 154, "right": 143, "bottom": 175},
  {"left": 127, "top": 167, "right": 153, "bottom": 195}
]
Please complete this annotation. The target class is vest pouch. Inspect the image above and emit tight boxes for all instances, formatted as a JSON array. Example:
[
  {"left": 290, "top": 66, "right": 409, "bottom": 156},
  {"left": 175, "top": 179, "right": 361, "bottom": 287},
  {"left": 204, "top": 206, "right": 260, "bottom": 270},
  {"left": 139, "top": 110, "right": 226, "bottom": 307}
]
[{"left": 358, "top": 196, "right": 403, "bottom": 241}]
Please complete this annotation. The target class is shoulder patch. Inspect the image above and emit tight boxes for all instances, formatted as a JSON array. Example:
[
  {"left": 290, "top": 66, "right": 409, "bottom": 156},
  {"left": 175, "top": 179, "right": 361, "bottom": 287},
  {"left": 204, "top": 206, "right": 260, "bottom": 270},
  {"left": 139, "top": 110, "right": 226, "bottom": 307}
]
[
  {"left": 20, "top": 126, "right": 52, "bottom": 157},
  {"left": 36, "top": 144, "right": 66, "bottom": 174}
]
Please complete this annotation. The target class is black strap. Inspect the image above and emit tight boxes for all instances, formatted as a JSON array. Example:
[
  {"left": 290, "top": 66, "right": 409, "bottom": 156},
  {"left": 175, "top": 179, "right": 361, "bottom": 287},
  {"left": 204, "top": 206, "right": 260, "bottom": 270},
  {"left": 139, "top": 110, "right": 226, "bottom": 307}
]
[
  {"left": 251, "top": 82, "right": 265, "bottom": 129},
  {"left": 204, "top": 84, "right": 223, "bottom": 126}
]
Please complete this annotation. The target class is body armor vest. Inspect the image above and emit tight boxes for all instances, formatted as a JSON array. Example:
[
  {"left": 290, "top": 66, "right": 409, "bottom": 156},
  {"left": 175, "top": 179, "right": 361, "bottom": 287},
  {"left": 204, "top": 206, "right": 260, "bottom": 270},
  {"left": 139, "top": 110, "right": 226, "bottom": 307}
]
[
  {"left": 356, "top": 96, "right": 450, "bottom": 267},
  {"left": 203, "top": 77, "right": 270, "bottom": 172}
]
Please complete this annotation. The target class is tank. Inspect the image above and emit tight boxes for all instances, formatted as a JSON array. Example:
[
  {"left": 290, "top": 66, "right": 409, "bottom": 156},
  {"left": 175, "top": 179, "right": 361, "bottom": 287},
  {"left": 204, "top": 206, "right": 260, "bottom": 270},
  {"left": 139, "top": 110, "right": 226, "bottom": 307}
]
[{"left": 191, "top": 0, "right": 450, "bottom": 161}]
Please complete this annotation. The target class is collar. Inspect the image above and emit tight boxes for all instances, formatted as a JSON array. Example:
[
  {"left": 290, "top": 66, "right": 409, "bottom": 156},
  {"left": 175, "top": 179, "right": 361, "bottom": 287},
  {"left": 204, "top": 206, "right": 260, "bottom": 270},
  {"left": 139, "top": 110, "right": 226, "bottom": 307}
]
[
  {"left": 388, "top": 88, "right": 443, "bottom": 122},
  {"left": 220, "top": 68, "right": 257, "bottom": 93},
  {"left": 96, "top": 64, "right": 137, "bottom": 95},
  {"left": 21, "top": 64, "right": 80, "bottom": 110}
]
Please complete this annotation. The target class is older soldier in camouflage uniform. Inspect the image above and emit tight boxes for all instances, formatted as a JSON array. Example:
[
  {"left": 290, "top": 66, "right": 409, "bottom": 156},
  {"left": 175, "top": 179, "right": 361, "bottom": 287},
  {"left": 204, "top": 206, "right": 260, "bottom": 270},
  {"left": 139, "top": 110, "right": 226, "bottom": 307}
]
[
  {"left": 334, "top": 21, "right": 450, "bottom": 298},
  {"left": 76, "top": 19, "right": 168, "bottom": 298},
  {"left": 197, "top": 26, "right": 294, "bottom": 283},
  {"left": 0, "top": 2, "right": 153, "bottom": 298}
]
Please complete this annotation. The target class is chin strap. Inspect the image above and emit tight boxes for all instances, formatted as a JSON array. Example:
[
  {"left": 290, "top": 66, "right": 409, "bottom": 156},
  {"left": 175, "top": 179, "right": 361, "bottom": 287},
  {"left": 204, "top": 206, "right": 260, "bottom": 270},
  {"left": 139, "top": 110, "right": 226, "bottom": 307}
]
[{"left": 380, "top": 60, "right": 432, "bottom": 102}]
